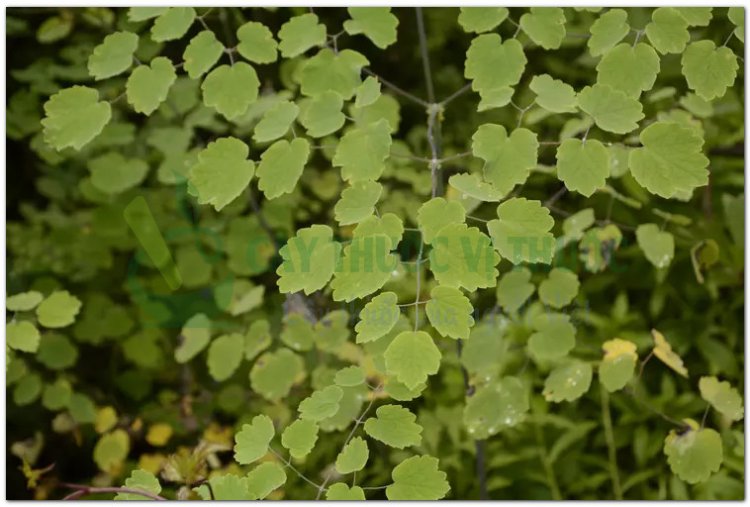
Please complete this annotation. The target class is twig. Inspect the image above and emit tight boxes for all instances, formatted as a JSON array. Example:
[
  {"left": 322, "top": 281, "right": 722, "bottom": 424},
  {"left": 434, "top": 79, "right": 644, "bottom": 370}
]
[
  {"left": 268, "top": 447, "right": 324, "bottom": 491},
  {"left": 440, "top": 82, "right": 472, "bottom": 107},
  {"left": 415, "top": 8, "right": 435, "bottom": 104},
  {"left": 362, "top": 68, "right": 429, "bottom": 108},
  {"left": 60, "top": 483, "right": 166, "bottom": 501}
]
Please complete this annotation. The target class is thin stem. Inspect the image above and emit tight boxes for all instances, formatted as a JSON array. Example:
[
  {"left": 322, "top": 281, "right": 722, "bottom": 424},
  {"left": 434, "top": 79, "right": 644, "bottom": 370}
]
[
  {"left": 440, "top": 82, "right": 472, "bottom": 107},
  {"left": 316, "top": 385, "right": 382, "bottom": 499},
  {"left": 440, "top": 151, "right": 472, "bottom": 163},
  {"left": 269, "top": 447, "right": 323, "bottom": 491},
  {"left": 700, "top": 404, "right": 711, "bottom": 428},
  {"left": 545, "top": 186, "right": 568, "bottom": 207},
  {"left": 363, "top": 68, "right": 429, "bottom": 108},
  {"left": 413, "top": 237, "right": 426, "bottom": 330},
  {"left": 415, "top": 7, "right": 435, "bottom": 103},
  {"left": 60, "top": 484, "right": 166, "bottom": 501},
  {"left": 600, "top": 384, "right": 623, "bottom": 500},
  {"left": 466, "top": 215, "right": 489, "bottom": 223}
]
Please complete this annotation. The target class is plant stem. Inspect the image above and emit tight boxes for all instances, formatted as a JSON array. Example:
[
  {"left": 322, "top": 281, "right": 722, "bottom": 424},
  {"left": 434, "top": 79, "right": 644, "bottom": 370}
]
[
  {"left": 60, "top": 484, "right": 166, "bottom": 501},
  {"left": 415, "top": 7, "right": 435, "bottom": 103},
  {"left": 600, "top": 383, "right": 623, "bottom": 500},
  {"left": 363, "top": 68, "right": 429, "bottom": 108},
  {"left": 476, "top": 439, "right": 489, "bottom": 499}
]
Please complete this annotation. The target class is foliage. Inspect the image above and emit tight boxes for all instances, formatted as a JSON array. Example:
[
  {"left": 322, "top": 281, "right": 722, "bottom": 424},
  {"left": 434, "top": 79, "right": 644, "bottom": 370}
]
[{"left": 6, "top": 6, "right": 745, "bottom": 500}]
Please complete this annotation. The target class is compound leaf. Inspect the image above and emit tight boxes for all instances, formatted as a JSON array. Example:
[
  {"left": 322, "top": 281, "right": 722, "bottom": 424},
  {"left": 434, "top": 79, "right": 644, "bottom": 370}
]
[
  {"left": 355, "top": 291, "right": 400, "bottom": 343},
  {"left": 257, "top": 138, "right": 310, "bottom": 199},
  {"left": 555, "top": 138, "right": 610, "bottom": 197},
  {"left": 278, "top": 13, "right": 326, "bottom": 58},
  {"left": 335, "top": 436, "right": 369, "bottom": 474},
  {"left": 333, "top": 119, "right": 392, "bottom": 182},
  {"left": 281, "top": 419, "right": 319, "bottom": 459},
  {"left": 645, "top": 7, "right": 690, "bottom": 54},
  {"left": 487, "top": 198, "right": 555, "bottom": 264},
  {"left": 473, "top": 124, "right": 538, "bottom": 196},
  {"left": 151, "top": 7, "right": 195, "bottom": 42},
  {"left": 202, "top": 63, "right": 260, "bottom": 120},
  {"left": 597, "top": 43, "right": 660, "bottom": 98},
  {"left": 277, "top": 225, "right": 341, "bottom": 295},
  {"left": 127, "top": 57, "right": 176, "bottom": 115},
  {"left": 253, "top": 100, "right": 299, "bottom": 144},
  {"left": 417, "top": 197, "right": 466, "bottom": 244},
  {"left": 183, "top": 30, "right": 223, "bottom": 79},
  {"left": 698, "top": 376, "right": 744, "bottom": 421},
  {"left": 520, "top": 7, "right": 566, "bottom": 50},
  {"left": 334, "top": 181, "right": 382, "bottom": 225},
  {"left": 237, "top": 21, "right": 277, "bottom": 64},
  {"left": 577, "top": 83, "right": 644, "bottom": 134},
  {"left": 298, "top": 385, "right": 344, "bottom": 422},
  {"left": 681, "top": 40, "right": 738, "bottom": 100},
  {"left": 343, "top": 7, "right": 398, "bottom": 49},
  {"left": 529, "top": 74, "right": 577, "bottom": 113},
  {"left": 425, "top": 286, "right": 474, "bottom": 340},
  {"left": 429, "top": 223, "right": 500, "bottom": 291},
  {"left": 384, "top": 331, "right": 442, "bottom": 390},
  {"left": 88, "top": 31, "right": 138, "bottom": 80},
  {"left": 188, "top": 137, "right": 254, "bottom": 211},
  {"left": 588, "top": 9, "right": 630, "bottom": 56}
]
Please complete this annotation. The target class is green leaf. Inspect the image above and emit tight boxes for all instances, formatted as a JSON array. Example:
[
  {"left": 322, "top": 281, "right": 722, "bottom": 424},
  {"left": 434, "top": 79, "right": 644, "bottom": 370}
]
[
  {"left": 207, "top": 333, "right": 244, "bottom": 382},
  {"left": 41, "top": 86, "right": 111, "bottom": 151},
  {"left": 561, "top": 208, "right": 595, "bottom": 243},
  {"left": 577, "top": 83, "right": 644, "bottom": 134},
  {"left": 596, "top": 43, "right": 660, "bottom": 98},
  {"left": 465, "top": 35, "right": 526, "bottom": 107},
  {"left": 246, "top": 462, "right": 287, "bottom": 499},
  {"left": 277, "top": 225, "right": 341, "bottom": 295},
  {"left": 628, "top": 122, "right": 709, "bottom": 198},
  {"left": 520, "top": 7, "right": 566, "bottom": 50},
  {"left": 355, "top": 291, "right": 400, "bottom": 343},
  {"left": 487, "top": 198, "right": 555, "bottom": 264},
  {"left": 384, "top": 378, "right": 426, "bottom": 402},
  {"left": 88, "top": 152, "right": 149, "bottom": 194},
  {"left": 250, "top": 348, "right": 305, "bottom": 401},
  {"left": 645, "top": 7, "right": 690, "bottom": 54},
  {"left": 196, "top": 474, "right": 251, "bottom": 500},
  {"left": 698, "top": 376, "right": 744, "bottom": 421},
  {"left": 88, "top": 31, "right": 138, "bottom": 80},
  {"left": 334, "top": 181, "right": 383, "bottom": 225},
  {"left": 539, "top": 268, "right": 580, "bottom": 308},
  {"left": 457, "top": 7, "right": 508, "bottom": 33},
  {"left": 236, "top": 21, "right": 277, "bottom": 64},
  {"left": 127, "top": 57, "right": 176, "bottom": 115},
  {"left": 675, "top": 7, "right": 713, "bottom": 27},
  {"left": 588, "top": 9, "right": 630, "bottom": 56},
  {"left": 429, "top": 223, "right": 500, "bottom": 291},
  {"left": 555, "top": 138, "right": 610, "bottom": 197},
  {"left": 681, "top": 40, "right": 738, "bottom": 100},
  {"left": 473, "top": 124, "right": 538, "bottom": 196},
  {"left": 36, "top": 290, "right": 82, "bottom": 329},
  {"left": 463, "top": 377, "right": 528, "bottom": 439},
  {"left": 69, "top": 393, "right": 97, "bottom": 424},
  {"left": 183, "top": 30, "right": 223, "bottom": 79},
  {"left": 425, "top": 286, "right": 475, "bottom": 340},
  {"left": 93, "top": 429, "right": 130, "bottom": 473},
  {"left": 326, "top": 484, "right": 366, "bottom": 500},
  {"left": 529, "top": 312, "right": 576, "bottom": 361},
  {"left": 334, "top": 366, "right": 366, "bottom": 387},
  {"left": 417, "top": 197, "right": 466, "bottom": 244},
  {"left": 354, "top": 76, "right": 381, "bottom": 108},
  {"left": 448, "top": 173, "right": 504, "bottom": 202},
  {"left": 202, "top": 63, "right": 260, "bottom": 120},
  {"left": 333, "top": 119, "right": 392, "bottom": 182},
  {"left": 543, "top": 361, "right": 593, "bottom": 402},
  {"left": 127, "top": 7, "right": 168, "bottom": 22},
  {"left": 343, "top": 7, "right": 398, "bottom": 49},
  {"left": 13, "top": 373, "right": 42, "bottom": 406},
  {"left": 7, "top": 321, "right": 40, "bottom": 353},
  {"left": 151, "top": 7, "right": 195, "bottom": 42},
  {"left": 299, "top": 385, "right": 344, "bottom": 421},
  {"left": 353, "top": 213, "right": 403, "bottom": 247},
  {"left": 278, "top": 13, "right": 326, "bottom": 58},
  {"left": 529, "top": 74, "right": 577, "bottom": 113},
  {"left": 175, "top": 314, "right": 211, "bottom": 363},
  {"left": 281, "top": 419, "right": 319, "bottom": 459},
  {"left": 599, "top": 338, "right": 638, "bottom": 392},
  {"left": 115, "top": 469, "right": 162, "bottom": 500},
  {"left": 37, "top": 333, "right": 78, "bottom": 370},
  {"left": 331, "top": 234, "right": 397, "bottom": 302},
  {"left": 234, "top": 414, "right": 275, "bottom": 465},
  {"left": 280, "top": 313, "right": 315, "bottom": 352},
  {"left": 188, "top": 137, "right": 255, "bottom": 211},
  {"left": 299, "top": 49, "right": 368, "bottom": 100},
  {"left": 364, "top": 404, "right": 423, "bottom": 448},
  {"left": 636, "top": 223, "right": 675, "bottom": 268},
  {"left": 299, "top": 91, "right": 345, "bottom": 138},
  {"left": 386, "top": 455, "right": 450, "bottom": 500},
  {"left": 728, "top": 7, "right": 744, "bottom": 43},
  {"left": 253, "top": 100, "right": 299, "bottom": 144},
  {"left": 335, "top": 436, "right": 369, "bottom": 474},
  {"left": 257, "top": 138, "right": 310, "bottom": 199},
  {"left": 496, "top": 267, "right": 535, "bottom": 313},
  {"left": 384, "top": 331, "right": 442, "bottom": 389},
  {"left": 7, "top": 291, "right": 43, "bottom": 312},
  {"left": 664, "top": 424, "right": 723, "bottom": 484}
]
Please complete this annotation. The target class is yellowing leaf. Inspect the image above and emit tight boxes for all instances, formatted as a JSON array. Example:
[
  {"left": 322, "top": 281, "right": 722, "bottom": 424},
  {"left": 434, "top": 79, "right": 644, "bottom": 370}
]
[
  {"left": 146, "top": 423, "right": 173, "bottom": 447},
  {"left": 651, "top": 328, "right": 688, "bottom": 377}
]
